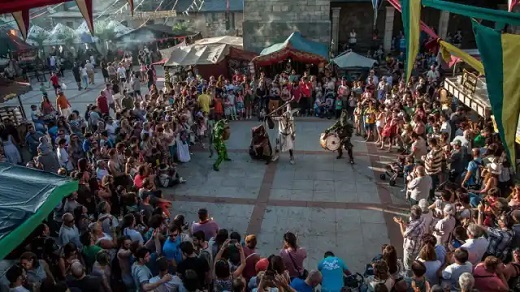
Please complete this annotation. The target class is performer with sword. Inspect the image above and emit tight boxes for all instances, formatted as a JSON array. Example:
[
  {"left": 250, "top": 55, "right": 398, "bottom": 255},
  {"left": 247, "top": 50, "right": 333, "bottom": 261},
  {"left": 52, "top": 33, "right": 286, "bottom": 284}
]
[{"left": 270, "top": 99, "right": 297, "bottom": 165}]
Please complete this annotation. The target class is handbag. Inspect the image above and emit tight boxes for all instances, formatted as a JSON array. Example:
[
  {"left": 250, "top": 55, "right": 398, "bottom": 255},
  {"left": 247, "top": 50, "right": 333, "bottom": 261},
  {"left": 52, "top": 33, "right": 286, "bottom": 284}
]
[{"left": 287, "top": 250, "right": 308, "bottom": 280}]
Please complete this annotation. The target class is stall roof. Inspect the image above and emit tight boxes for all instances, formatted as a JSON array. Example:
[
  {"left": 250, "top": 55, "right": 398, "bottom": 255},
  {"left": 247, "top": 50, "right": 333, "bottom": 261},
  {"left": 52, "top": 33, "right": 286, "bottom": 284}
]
[
  {"left": 332, "top": 51, "right": 377, "bottom": 68},
  {"left": 0, "top": 30, "right": 35, "bottom": 57},
  {"left": 0, "top": 78, "right": 32, "bottom": 103},
  {"left": 194, "top": 36, "right": 243, "bottom": 49},
  {"left": 164, "top": 42, "right": 256, "bottom": 66},
  {"left": 165, "top": 43, "right": 231, "bottom": 66},
  {"left": 253, "top": 32, "right": 329, "bottom": 66},
  {"left": 0, "top": 163, "right": 78, "bottom": 259}
]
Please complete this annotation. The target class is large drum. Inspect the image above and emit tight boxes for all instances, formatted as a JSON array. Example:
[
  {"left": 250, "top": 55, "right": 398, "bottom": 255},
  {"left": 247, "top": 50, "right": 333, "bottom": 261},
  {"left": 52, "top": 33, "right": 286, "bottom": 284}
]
[{"left": 320, "top": 133, "right": 341, "bottom": 151}]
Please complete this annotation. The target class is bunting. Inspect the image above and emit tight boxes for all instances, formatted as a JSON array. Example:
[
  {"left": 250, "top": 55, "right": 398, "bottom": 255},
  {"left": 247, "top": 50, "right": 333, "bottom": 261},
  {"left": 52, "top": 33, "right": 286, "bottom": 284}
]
[
  {"left": 74, "top": 0, "right": 94, "bottom": 34},
  {"left": 128, "top": 0, "right": 135, "bottom": 16},
  {"left": 372, "top": 0, "right": 384, "bottom": 28},
  {"left": 438, "top": 40, "right": 484, "bottom": 75},
  {"left": 473, "top": 21, "right": 520, "bottom": 170},
  {"left": 11, "top": 10, "right": 30, "bottom": 40},
  {"left": 510, "top": 0, "right": 519, "bottom": 12},
  {"left": 402, "top": 0, "right": 421, "bottom": 82}
]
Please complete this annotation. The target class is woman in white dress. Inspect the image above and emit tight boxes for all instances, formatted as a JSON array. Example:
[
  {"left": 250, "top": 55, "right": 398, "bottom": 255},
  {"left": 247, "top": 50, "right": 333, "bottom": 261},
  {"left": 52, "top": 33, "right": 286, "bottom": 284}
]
[{"left": 1, "top": 132, "right": 21, "bottom": 164}]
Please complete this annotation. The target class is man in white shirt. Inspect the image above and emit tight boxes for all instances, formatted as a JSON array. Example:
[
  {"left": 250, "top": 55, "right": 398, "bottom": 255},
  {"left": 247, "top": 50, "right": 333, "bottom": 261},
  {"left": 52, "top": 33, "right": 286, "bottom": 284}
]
[
  {"left": 117, "top": 64, "right": 127, "bottom": 83},
  {"left": 56, "top": 138, "right": 73, "bottom": 171},
  {"left": 407, "top": 166, "right": 432, "bottom": 205},
  {"left": 59, "top": 213, "right": 82, "bottom": 248},
  {"left": 85, "top": 60, "right": 95, "bottom": 85},
  {"left": 461, "top": 223, "right": 489, "bottom": 265},
  {"left": 441, "top": 248, "right": 473, "bottom": 291},
  {"left": 49, "top": 55, "right": 56, "bottom": 71}
]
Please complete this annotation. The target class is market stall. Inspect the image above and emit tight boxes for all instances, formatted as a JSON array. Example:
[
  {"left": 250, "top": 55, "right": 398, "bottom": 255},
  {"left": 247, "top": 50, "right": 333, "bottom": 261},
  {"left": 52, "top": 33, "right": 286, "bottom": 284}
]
[
  {"left": 0, "top": 30, "right": 35, "bottom": 58},
  {"left": 163, "top": 40, "right": 257, "bottom": 79},
  {"left": 0, "top": 163, "right": 77, "bottom": 260},
  {"left": 252, "top": 32, "right": 329, "bottom": 76},
  {"left": 332, "top": 51, "right": 378, "bottom": 82}
]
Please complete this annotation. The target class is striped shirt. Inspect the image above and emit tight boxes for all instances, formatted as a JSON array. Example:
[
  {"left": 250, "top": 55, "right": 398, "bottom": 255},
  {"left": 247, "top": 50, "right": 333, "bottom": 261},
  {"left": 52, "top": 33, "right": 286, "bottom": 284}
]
[{"left": 425, "top": 148, "right": 443, "bottom": 175}]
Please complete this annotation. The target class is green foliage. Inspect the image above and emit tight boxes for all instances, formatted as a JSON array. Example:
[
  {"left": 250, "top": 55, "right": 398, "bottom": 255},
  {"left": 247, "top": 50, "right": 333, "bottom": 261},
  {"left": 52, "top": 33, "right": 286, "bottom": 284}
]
[
  {"left": 29, "top": 30, "right": 48, "bottom": 47},
  {"left": 172, "top": 22, "right": 189, "bottom": 33},
  {"left": 94, "top": 21, "right": 117, "bottom": 41}
]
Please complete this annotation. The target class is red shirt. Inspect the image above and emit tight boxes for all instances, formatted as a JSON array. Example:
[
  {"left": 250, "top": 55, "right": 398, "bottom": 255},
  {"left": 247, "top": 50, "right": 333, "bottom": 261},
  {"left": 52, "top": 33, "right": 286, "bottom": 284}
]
[
  {"left": 50, "top": 75, "right": 59, "bottom": 86},
  {"left": 96, "top": 95, "right": 109, "bottom": 115},
  {"left": 291, "top": 86, "right": 301, "bottom": 102},
  {"left": 299, "top": 81, "right": 312, "bottom": 97}
]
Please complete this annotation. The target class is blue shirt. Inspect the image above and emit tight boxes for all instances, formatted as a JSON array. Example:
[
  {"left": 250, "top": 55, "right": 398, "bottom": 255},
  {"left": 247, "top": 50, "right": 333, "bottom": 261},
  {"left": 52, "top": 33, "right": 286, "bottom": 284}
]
[
  {"left": 466, "top": 159, "right": 482, "bottom": 186},
  {"left": 162, "top": 236, "right": 182, "bottom": 264},
  {"left": 290, "top": 278, "right": 313, "bottom": 292},
  {"left": 318, "top": 256, "right": 348, "bottom": 292},
  {"left": 82, "top": 140, "right": 91, "bottom": 153}
]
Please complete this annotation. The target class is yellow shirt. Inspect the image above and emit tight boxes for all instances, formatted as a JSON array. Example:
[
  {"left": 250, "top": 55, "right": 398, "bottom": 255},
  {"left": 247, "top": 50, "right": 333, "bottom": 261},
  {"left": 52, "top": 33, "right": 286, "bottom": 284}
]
[
  {"left": 365, "top": 108, "right": 376, "bottom": 124},
  {"left": 197, "top": 94, "right": 211, "bottom": 114}
]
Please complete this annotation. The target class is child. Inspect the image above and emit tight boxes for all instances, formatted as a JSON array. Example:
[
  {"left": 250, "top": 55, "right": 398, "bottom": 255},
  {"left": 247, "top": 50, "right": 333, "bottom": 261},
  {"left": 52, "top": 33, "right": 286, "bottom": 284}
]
[
  {"left": 335, "top": 95, "right": 343, "bottom": 119},
  {"left": 227, "top": 89, "right": 238, "bottom": 120},
  {"left": 39, "top": 82, "right": 48, "bottom": 96},
  {"left": 236, "top": 90, "right": 245, "bottom": 120},
  {"left": 214, "top": 95, "right": 224, "bottom": 121},
  {"left": 403, "top": 156, "right": 415, "bottom": 192},
  {"left": 244, "top": 85, "right": 253, "bottom": 119},
  {"left": 224, "top": 95, "right": 232, "bottom": 120}
]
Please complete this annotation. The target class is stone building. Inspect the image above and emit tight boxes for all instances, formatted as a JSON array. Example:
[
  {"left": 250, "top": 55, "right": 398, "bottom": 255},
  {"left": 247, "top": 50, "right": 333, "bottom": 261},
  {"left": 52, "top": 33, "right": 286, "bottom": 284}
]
[
  {"left": 243, "top": 0, "right": 507, "bottom": 55},
  {"left": 243, "top": 0, "right": 331, "bottom": 53}
]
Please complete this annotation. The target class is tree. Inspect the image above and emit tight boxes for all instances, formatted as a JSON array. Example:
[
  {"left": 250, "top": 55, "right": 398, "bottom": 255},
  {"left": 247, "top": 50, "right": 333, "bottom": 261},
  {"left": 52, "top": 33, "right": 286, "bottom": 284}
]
[
  {"left": 29, "top": 30, "right": 48, "bottom": 48},
  {"left": 172, "top": 22, "right": 189, "bottom": 34},
  {"left": 56, "top": 30, "right": 76, "bottom": 46}
]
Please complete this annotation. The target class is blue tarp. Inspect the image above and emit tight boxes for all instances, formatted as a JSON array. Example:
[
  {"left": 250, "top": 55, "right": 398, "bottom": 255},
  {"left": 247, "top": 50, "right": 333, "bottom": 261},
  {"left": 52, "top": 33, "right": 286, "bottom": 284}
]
[{"left": 259, "top": 32, "right": 329, "bottom": 60}]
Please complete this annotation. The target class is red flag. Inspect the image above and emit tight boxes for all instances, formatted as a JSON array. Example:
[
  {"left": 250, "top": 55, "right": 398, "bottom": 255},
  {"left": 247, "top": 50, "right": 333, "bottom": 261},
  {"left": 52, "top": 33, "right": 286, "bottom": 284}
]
[{"left": 11, "top": 10, "right": 29, "bottom": 40}]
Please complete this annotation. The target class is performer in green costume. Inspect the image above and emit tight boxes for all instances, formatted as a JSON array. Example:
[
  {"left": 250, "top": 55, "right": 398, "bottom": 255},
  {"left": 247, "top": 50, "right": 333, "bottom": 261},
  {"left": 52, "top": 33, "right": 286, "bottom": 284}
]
[
  {"left": 324, "top": 109, "right": 355, "bottom": 164},
  {"left": 212, "top": 119, "right": 231, "bottom": 171}
]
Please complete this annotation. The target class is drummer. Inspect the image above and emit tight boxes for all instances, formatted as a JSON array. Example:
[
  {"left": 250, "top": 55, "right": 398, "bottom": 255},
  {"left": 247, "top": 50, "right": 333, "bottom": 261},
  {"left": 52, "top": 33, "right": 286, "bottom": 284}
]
[{"left": 324, "top": 109, "right": 355, "bottom": 164}]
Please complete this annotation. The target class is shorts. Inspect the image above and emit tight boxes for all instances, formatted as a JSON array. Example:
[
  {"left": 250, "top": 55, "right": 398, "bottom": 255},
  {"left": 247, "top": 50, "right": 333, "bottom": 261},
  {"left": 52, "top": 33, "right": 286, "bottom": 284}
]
[{"left": 365, "top": 123, "right": 375, "bottom": 131}]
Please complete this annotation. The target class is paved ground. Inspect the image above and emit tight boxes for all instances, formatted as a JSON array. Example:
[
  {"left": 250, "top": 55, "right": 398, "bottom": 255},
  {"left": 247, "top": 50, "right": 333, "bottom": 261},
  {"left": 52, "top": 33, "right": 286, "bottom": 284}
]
[
  {"left": 4, "top": 67, "right": 165, "bottom": 115},
  {"left": 170, "top": 120, "right": 409, "bottom": 274},
  {"left": 10, "top": 68, "right": 410, "bottom": 275}
]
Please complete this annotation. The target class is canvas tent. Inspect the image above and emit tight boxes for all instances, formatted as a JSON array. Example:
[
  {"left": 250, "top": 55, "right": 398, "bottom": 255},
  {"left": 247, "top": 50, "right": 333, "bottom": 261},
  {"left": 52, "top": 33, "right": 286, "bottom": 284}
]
[
  {"left": 164, "top": 41, "right": 256, "bottom": 79},
  {"left": 253, "top": 32, "right": 329, "bottom": 66},
  {"left": 0, "top": 30, "right": 35, "bottom": 57},
  {"left": 332, "top": 51, "right": 377, "bottom": 69},
  {"left": 194, "top": 36, "right": 243, "bottom": 48},
  {"left": 0, "top": 163, "right": 77, "bottom": 259}
]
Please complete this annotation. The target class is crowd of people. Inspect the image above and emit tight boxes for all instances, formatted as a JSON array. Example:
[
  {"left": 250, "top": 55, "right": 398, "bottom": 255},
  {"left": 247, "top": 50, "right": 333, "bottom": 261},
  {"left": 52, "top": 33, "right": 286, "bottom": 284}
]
[{"left": 0, "top": 36, "right": 519, "bottom": 292}]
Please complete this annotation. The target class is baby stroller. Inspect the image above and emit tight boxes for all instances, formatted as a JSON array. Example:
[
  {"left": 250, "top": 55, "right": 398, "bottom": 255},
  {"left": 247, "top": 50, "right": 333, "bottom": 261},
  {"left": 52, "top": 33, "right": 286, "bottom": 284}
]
[
  {"left": 379, "top": 156, "right": 405, "bottom": 186},
  {"left": 249, "top": 122, "right": 273, "bottom": 162},
  {"left": 342, "top": 273, "right": 365, "bottom": 291}
]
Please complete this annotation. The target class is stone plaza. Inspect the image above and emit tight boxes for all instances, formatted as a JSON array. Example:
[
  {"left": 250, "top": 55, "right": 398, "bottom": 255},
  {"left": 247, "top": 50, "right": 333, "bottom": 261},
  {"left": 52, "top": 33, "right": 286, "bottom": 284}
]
[
  {"left": 171, "top": 119, "right": 409, "bottom": 274},
  {"left": 6, "top": 70, "right": 409, "bottom": 274}
]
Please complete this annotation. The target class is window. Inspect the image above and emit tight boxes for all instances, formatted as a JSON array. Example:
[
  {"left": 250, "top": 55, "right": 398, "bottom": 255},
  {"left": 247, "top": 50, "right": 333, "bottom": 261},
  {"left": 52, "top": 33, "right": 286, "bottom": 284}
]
[
  {"left": 225, "top": 13, "right": 235, "bottom": 30},
  {"left": 66, "top": 21, "right": 74, "bottom": 28}
]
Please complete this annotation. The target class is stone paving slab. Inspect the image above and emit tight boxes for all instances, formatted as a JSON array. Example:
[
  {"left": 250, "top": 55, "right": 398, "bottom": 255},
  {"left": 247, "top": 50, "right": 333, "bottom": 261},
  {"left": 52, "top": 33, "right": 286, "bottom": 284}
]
[
  {"left": 256, "top": 206, "right": 390, "bottom": 274},
  {"left": 172, "top": 201, "right": 254, "bottom": 236}
]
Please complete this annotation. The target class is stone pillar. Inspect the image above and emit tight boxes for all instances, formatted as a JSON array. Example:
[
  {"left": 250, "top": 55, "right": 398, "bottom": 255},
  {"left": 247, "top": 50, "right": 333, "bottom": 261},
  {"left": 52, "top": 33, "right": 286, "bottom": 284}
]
[
  {"left": 383, "top": 6, "right": 395, "bottom": 52},
  {"left": 331, "top": 7, "right": 341, "bottom": 55},
  {"left": 438, "top": 11, "right": 450, "bottom": 39}
]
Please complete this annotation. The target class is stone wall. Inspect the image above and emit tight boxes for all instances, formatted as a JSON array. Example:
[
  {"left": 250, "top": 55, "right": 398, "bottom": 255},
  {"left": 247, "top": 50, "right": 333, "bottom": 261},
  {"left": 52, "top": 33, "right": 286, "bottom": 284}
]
[
  {"left": 243, "top": 0, "right": 331, "bottom": 53},
  {"left": 170, "top": 12, "right": 244, "bottom": 38}
]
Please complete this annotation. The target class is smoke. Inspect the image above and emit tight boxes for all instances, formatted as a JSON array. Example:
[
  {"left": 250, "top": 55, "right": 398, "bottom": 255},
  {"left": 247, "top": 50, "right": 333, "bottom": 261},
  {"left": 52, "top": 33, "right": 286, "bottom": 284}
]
[
  {"left": 251, "top": 14, "right": 300, "bottom": 48},
  {"left": 118, "top": 30, "right": 155, "bottom": 47}
]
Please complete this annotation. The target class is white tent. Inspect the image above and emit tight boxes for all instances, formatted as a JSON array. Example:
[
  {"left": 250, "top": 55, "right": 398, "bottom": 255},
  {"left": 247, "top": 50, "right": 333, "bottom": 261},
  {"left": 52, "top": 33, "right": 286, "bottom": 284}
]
[
  {"left": 45, "top": 23, "right": 79, "bottom": 45},
  {"left": 333, "top": 51, "right": 377, "bottom": 68},
  {"left": 27, "top": 25, "right": 49, "bottom": 38},
  {"left": 164, "top": 43, "right": 231, "bottom": 66},
  {"left": 194, "top": 36, "right": 243, "bottom": 49}
]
